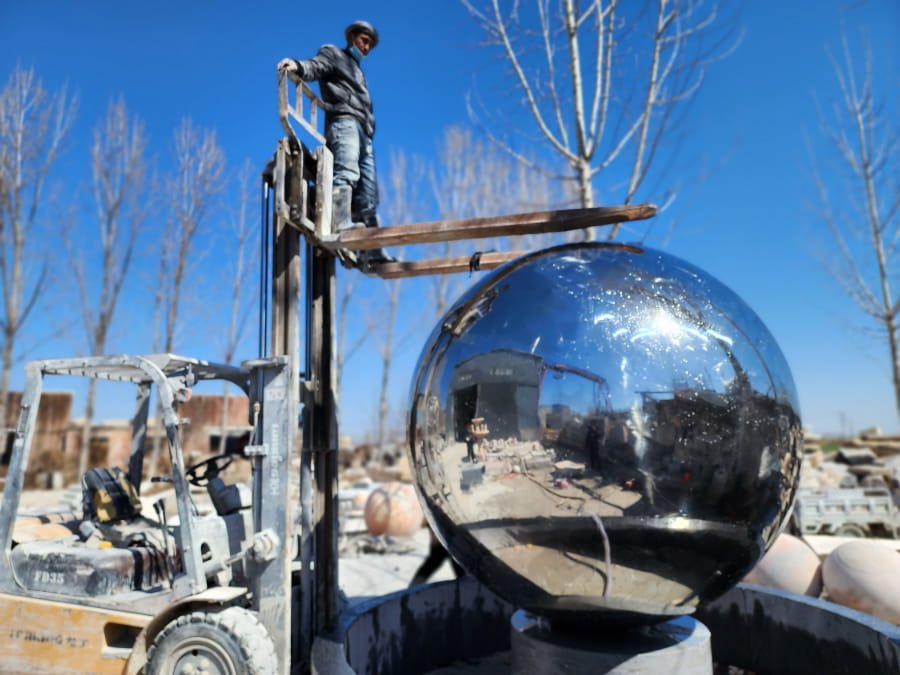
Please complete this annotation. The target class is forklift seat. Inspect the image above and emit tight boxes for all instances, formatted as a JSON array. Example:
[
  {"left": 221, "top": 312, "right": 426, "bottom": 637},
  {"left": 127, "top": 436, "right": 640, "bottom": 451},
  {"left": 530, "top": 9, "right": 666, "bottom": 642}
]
[{"left": 82, "top": 467, "right": 142, "bottom": 523}]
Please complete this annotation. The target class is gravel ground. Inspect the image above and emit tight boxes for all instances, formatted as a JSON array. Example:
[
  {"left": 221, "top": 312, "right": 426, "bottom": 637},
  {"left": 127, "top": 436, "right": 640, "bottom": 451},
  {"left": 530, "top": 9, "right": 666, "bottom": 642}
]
[{"left": 339, "top": 527, "right": 457, "bottom": 604}]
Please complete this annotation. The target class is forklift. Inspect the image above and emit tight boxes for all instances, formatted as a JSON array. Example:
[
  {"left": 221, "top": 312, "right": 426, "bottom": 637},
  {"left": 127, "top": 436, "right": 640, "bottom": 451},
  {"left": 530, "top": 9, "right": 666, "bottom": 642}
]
[
  {"left": 0, "top": 74, "right": 655, "bottom": 674},
  {"left": 0, "top": 355, "right": 293, "bottom": 674}
]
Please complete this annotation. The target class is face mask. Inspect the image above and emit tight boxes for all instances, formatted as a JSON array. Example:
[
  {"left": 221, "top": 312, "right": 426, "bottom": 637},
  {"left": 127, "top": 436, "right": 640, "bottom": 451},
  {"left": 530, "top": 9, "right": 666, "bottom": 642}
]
[{"left": 348, "top": 45, "right": 365, "bottom": 63}]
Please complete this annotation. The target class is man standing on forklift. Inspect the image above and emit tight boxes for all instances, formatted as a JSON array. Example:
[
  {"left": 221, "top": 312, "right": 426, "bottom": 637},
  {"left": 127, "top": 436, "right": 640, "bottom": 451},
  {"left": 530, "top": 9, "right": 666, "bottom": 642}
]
[{"left": 277, "top": 20, "right": 395, "bottom": 265}]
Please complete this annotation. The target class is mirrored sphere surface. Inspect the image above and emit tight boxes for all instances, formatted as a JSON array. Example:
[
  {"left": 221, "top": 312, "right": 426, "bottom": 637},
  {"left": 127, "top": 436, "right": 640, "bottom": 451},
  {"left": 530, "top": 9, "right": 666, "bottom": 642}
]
[{"left": 408, "top": 243, "right": 802, "bottom": 624}]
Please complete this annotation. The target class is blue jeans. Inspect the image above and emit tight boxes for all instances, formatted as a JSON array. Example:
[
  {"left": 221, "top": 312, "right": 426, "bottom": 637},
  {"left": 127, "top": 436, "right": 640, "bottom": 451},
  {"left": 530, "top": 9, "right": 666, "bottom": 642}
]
[{"left": 326, "top": 115, "right": 378, "bottom": 221}]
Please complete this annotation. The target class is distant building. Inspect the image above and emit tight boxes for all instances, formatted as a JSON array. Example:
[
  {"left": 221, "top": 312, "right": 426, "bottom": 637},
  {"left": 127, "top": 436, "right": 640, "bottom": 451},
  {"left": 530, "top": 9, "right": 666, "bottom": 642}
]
[
  {"left": 3, "top": 392, "right": 250, "bottom": 488},
  {"left": 449, "top": 349, "right": 543, "bottom": 442},
  {"left": 2, "top": 391, "right": 72, "bottom": 488}
]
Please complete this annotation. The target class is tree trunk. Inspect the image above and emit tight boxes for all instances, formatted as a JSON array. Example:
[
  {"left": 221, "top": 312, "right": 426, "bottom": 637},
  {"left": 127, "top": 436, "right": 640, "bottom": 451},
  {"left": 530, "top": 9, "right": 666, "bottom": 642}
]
[
  {"left": 887, "top": 315, "right": 900, "bottom": 417},
  {"left": 813, "top": 35, "right": 898, "bottom": 420},
  {"left": 77, "top": 378, "right": 98, "bottom": 477},
  {"left": 851, "top": 44, "right": 897, "bottom": 415},
  {"left": 0, "top": 332, "right": 14, "bottom": 443},
  {"left": 0, "top": 68, "right": 74, "bottom": 443},
  {"left": 376, "top": 281, "right": 400, "bottom": 454},
  {"left": 219, "top": 383, "right": 230, "bottom": 453},
  {"left": 0, "top": 238, "right": 23, "bottom": 449},
  {"left": 576, "top": 158, "right": 595, "bottom": 240},
  {"left": 462, "top": 1, "right": 730, "bottom": 242}
]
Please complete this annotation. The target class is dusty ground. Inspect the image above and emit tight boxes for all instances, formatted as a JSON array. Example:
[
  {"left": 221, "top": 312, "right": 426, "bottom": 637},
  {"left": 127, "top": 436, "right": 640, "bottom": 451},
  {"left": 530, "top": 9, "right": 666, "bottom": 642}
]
[
  {"left": 339, "top": 527, "right": 457, "bottom": 602},
  {"left": 16, "top": 487, "right": 75, "bottom": 510}
]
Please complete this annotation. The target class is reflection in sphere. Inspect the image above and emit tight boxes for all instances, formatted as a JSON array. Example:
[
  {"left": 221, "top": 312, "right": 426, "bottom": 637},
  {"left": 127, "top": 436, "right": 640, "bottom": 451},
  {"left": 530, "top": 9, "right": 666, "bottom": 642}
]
[{"left": 407, "top": 243, "right": 802, "bottom": 624}]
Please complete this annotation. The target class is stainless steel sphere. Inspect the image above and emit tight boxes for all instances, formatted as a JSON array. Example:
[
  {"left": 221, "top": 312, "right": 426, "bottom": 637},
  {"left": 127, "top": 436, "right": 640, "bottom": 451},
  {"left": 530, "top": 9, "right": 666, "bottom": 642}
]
[{"left": 407, "top": 243, "right": 802, "bottom": 624}]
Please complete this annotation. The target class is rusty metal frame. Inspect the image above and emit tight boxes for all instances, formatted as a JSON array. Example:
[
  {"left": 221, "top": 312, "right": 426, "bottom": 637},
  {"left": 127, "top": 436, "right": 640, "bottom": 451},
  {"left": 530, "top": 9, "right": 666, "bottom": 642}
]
[{"left": 278, "top": 74, "right": 327, "bottom": 147}]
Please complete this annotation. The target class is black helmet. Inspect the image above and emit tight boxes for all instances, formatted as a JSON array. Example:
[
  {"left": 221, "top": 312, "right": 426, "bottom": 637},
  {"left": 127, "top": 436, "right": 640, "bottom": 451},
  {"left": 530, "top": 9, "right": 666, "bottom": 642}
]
[{"left": 345, "top": 20, "right": 379, "bottom": 48}]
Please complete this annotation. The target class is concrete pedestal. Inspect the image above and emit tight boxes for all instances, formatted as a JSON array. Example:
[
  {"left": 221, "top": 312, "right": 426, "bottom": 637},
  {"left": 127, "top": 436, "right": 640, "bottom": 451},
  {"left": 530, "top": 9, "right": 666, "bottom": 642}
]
[
  {"left": 510, "top": 611, "right": 712, "bottom": 675},
  {"left": 336, "top": 579, "right": 900, "bottom": 673},
  {"left": 460, "top": 458, "right": 484, "bottom": 491}
]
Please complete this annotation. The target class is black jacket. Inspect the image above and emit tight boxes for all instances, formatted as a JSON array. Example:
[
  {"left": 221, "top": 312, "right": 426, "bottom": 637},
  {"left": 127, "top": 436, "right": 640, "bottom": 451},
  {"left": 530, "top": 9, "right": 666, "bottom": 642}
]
[{"left": 294, "top": 45, "right": 375, "bottom": 137}]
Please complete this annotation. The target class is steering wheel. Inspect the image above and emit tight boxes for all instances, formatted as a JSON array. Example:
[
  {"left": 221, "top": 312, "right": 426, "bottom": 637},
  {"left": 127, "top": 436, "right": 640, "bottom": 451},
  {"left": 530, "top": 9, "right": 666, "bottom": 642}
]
[{"left": 185, "top": 454, "right": 234, "bottom": 487}]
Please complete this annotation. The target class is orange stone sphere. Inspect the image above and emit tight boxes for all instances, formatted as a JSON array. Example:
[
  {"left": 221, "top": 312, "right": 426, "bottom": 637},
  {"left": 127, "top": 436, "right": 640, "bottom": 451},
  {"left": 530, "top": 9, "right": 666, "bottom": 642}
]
[{"left": 364, "top": 481, "right": 424, "bottom": 537}]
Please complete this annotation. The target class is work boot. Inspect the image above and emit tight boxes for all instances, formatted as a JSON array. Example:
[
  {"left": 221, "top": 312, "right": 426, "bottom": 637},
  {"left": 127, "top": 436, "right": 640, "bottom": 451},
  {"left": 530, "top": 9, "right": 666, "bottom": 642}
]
[
  {"left": 332, "top": 186, "right": 362, "bottom": 233},
  {"left": 358, "top": 210, "right": 397, "bottom": 266},
  {"left": 360, "top": 248, "right": 397, "bottom": 269}
]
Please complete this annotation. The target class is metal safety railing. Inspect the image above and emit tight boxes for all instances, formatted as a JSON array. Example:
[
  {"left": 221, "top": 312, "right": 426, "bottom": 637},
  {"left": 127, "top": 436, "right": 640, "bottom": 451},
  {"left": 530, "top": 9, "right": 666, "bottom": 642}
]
[{"left": 278, "top": 72, "right": 326, "bottom": 147}]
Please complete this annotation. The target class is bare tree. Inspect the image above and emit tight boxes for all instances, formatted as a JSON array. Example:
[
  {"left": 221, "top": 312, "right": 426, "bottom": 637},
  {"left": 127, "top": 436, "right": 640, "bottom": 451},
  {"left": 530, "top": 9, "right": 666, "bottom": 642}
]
[
  {"left": 461, "top": 0, "right": 735, "bottom": 239},
  {"left": 148, "top": 118, "right": 225, "bottom": 475},
  {"left": 812, "top": 34, "right": 899, "bottom": 415},
  {"left": 375, "top": 273, "right": 402, "bottom": 453},
  {"left": 218, "top": 161, "right": 258, "bottom": 452},
  {"left": 0, "top": 66, "right": 76, "bottom": 435},
  {"left": 372, "top": 149, "right": 422, "bottom": 451},
  {"left": 161, "top": 119, "right": 226, "bottom": 353},
  {"left": 428, "top": 128, "right": 478, "bottom": 316},
  {"left": 65, "top": 98, "right": 148, "bottom": 476},
  {"left": 335, "top": 269, "right": 375, "bottom": 396},
  {"left": 428, "top": 126, "right": 560, "bottom": 316}
]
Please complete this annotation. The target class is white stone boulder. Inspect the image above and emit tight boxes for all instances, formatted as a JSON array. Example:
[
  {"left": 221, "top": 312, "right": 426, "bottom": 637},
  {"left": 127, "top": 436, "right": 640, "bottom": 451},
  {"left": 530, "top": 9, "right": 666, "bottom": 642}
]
[
  {"left": 744, "top": 533, "right": 823, "bottom": 596},
  {"left": 822, "top": 540, "right": 900, "bottom": 624}
]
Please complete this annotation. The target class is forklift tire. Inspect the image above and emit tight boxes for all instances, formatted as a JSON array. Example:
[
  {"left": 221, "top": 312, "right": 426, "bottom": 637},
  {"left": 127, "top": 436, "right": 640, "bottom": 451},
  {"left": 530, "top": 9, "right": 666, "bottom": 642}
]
[{"left": 146, "top": 606, "right": 277, "bottom": 675}]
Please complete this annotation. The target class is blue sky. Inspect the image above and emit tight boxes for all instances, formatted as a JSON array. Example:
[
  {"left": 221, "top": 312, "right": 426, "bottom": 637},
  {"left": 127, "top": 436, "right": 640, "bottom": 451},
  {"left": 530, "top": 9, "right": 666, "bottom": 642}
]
[{"left": 1, "top": 1, "right": 897, "bottom": 439}]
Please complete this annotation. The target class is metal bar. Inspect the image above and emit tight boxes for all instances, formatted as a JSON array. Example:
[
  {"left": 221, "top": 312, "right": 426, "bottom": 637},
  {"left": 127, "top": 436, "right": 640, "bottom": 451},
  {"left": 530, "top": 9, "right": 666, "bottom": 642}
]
[
  {"left": 296, "top": 84, "right": 303, "bottom": 125},
  {"left": 248, "top": 358, "right": 293, "bottom": 675},
  {"left": 274, "top": 141, "right": 291, "bottom": 226},
  {"left": 294, "top": 142, "right": 307, "bottom": 234},
  {"left": 0, "top": 364, "right": 43, "bottom": 582},
  {"left": 273, "top": 140, "right": 317, "bottom": 236},
  {"left": 140, "top": 358, "right": 206, "bottom": 600},
  {"left": 300, "top": 83, "right": 326, "bottom": 145},
  {"left": 314, "top": 146, "right": 334, "bottom": 238},
  {"left": 296, "top": 243, "right": 315, "bottom": 675},
  {"left": 272, "top": 203, "right": 301, "bottom": 360},
  {"left": 278, "top": 75, "right": 327, "bottom": 147},
  {"left": 277, "top": 73, "right": 300, "bottom": 148},
  {"left": 295, "top": 113, "right": 326, "bottom": 147},
  {"left": 311, "top": 249, "right": 339, "bottom": 637},
  {"left": 368, "top": 251, "right": 527, "bottom": 279},
  {"left": 128, "top": 383, "right": 151, "bottom": 491},
  {"left": 307, "top": 87, "right": 318, "bottom": 132},
  {"left": 336, "top": 204, "right": 657, "bottom": 250},
  {"left": 259, "top": 176, "right": 271, "bottom": 359},
  {"left": 270, "top": 155, "right": 302, "bottom": 674}
]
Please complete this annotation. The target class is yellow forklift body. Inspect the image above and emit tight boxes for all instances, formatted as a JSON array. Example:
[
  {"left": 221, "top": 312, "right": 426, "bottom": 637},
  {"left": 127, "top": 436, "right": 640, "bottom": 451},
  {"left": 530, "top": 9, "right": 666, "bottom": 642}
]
[{"left": 0, "top": 592, "right": 151, "bottom": 674}]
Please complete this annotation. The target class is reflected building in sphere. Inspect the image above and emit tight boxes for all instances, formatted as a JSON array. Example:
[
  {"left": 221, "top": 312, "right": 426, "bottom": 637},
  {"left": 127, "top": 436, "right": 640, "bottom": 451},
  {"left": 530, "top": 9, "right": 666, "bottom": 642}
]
[{"left": 408, "top": 243, "right": 802, "bottom": 624}]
